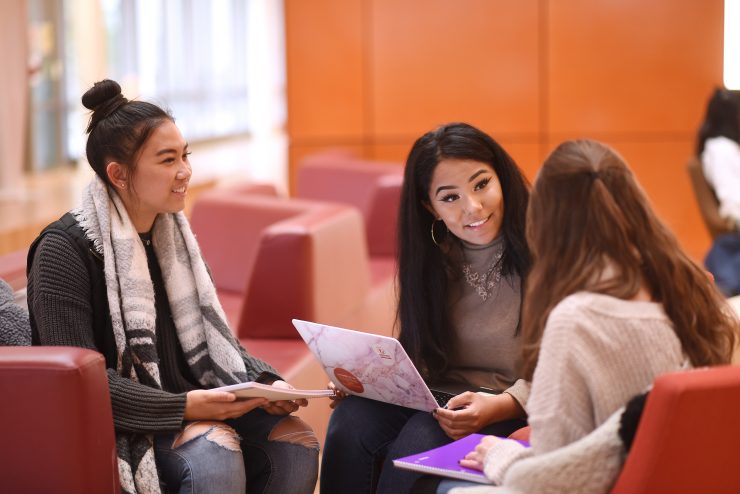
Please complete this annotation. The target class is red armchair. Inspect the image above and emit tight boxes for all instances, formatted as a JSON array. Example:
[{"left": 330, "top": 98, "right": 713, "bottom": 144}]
[
  {"left": 296, "top": 152, "right": 404, "bottom": 263},
  {"left": 189, "top": 190, "right": 397, "bottom": 339},
  {"left": 610, "top": 365, "right": 740, "bottom": 494},
  {"left": 190, "top": 190, "right": 398, "bottom": 445},
  {"left": 0, "top": 346, "right": 119, "bottom": 493}
]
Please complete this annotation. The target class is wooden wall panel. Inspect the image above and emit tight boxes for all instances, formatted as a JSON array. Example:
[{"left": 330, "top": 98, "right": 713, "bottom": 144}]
[
  {"left": 284, "top": 0, "right": 723, "bottom": 261},
  {"left": 369, "top": 142, "right": 414, "bottom": 163},
  {"left": 288, "top": 141, "right": 368, "bottom": 190},
  {"left": 285, "top": 0, "right": 366, "bottom": 140},
  {"left": 371, "top": 0, "right": 540, "bottom": 138},
  {"left": 369, "top": 139, "right": 541, "bottom": 184},
  {"left": 494, "top": 140, "right": 543, "bottom": 182},
  {"left": 548, "top": 0, "right": 723, "bottom": 134}
]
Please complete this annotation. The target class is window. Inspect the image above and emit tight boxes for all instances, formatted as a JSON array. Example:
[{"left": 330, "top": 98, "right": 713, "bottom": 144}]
[{"left": 29, "top": 0, "right": 283, "bottom": 170}]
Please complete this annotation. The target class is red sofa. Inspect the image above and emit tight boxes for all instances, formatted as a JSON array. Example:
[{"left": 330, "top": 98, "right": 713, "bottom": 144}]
[
  {"left": 296, "top": 152, "right": 403, "bottom": 278},
  {"left": 190, "top": 190, "right": 398, "bottom": 445},
  {"left": 0, "top": 346, "right": 119, "bottom": 493},
  {"left": 610, "top": 364, "right": 740, "bottom": 493},
  {"left": 190, "top": 190, "right": 397, "bottom": 338}
]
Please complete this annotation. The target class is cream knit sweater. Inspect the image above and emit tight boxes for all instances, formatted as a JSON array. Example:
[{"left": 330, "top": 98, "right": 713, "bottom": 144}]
[{"left": 453, "top": 291, "right": 687, "bottom": 494}]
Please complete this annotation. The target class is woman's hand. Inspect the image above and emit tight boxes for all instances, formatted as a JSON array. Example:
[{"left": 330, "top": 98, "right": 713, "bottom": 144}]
[
  {"left": 459, "top": 435, "right": 502, "bottom": 471},
  {"left": 327, "top": 381, "right": 347, "bottom": 409},
  {"left": 184, "top": 389, "right": 267, "bottom": 420},
  {"left": 261, "top": 380, "right": 309, "bottom": 416},
  {"left": 433, "top": 392, "right": 523, "bottom": 440}
]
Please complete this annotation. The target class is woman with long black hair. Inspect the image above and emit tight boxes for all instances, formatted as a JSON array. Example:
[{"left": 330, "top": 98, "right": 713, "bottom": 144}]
[{"left": 321, "top": 122, "right": 532, "bottom": 493}]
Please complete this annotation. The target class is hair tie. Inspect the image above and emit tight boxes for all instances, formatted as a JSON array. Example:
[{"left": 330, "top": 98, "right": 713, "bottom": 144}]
[
  {"left": 98, "top": 94, "right": 128, "bottom": 120},
  {"left": 86, "top": 94, "right": 128, "bottom": 133},
  {"left": 589, "top": 170, "right": 601, "bottom": 181}
]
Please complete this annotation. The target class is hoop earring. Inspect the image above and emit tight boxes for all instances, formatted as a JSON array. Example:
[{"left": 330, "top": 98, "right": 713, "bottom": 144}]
[{"left": 430, "top": 219, "right": 447, "bottom": 246}]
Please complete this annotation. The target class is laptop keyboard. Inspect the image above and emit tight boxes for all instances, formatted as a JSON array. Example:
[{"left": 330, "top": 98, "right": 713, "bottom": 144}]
[{"left": 430, "top": 389, "right": 456, "bottom": 407}]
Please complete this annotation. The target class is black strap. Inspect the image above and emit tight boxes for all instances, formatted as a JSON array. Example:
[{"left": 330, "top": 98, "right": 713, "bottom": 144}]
[{"left": 28, "top": 212, "right": 117, "bottom": 367}]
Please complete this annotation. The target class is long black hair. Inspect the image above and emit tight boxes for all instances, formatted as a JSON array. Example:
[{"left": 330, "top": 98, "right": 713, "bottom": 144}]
[
  {"left": 696, "top": 87, "right": 740, "bottom": 155},
  {"left": 396, "top": 122, "right": 531, "bottom": 381}
]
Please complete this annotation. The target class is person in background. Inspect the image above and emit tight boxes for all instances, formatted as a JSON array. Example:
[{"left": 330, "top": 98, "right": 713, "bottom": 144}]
[
  {"left": 27, "top": 79, "right": 319, "bottom": 494},
  {"left": 321, "top": 122, "right": 532, "bottom": 493},
  {"left": 697, "top": 87, "right": 740, "bottom": 296},
  {"left": 452, "top": 139, "right": 738, "bottom": 494}
]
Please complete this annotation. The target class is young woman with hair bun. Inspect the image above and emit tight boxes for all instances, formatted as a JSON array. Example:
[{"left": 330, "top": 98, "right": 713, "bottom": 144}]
[{"left": 27, "top": 79, "right": 319, "bottom": 494}]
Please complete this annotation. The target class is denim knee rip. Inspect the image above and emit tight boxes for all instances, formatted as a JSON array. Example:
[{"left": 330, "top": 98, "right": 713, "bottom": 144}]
[
  {"left": 172, "top": 421, "right": 242, "bottom": 452},
  {"left": 267, "top": 416, "right": 320, "bottom": 450}
]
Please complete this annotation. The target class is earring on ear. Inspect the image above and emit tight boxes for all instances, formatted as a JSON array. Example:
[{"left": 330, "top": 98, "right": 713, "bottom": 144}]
[
  {"left": 430, "top": 218, "right": 448, "bottom": 246},
  {"left": 119, "top": 182, "right": 126, "bottom": 189}
]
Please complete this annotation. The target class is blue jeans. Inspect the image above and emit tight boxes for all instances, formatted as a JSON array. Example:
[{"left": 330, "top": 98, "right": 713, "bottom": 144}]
[
  {"left": 321, "top": 396, "right": 525, "bottom": 494},
  {"left": 155, "top": 409, "right": 319, "bottom": 494},
  {"left": 705, "top": 233, "right": 740, "bottom": 296}
]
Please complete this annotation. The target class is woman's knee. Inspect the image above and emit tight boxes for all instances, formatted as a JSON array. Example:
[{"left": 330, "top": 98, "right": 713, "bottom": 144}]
[
  {"left": 173, "top": 420, "right": 242, "bottom": 451},
  {"left": 327, "top": 396, "right": 410, "bottom": 444},
  {"left": 268, "top": 416, "right": 320, "bottom": 450},
  {"left": 158, "top": 421, "right": 246, "bottom": 493},
  {"left": 258, "top": 416, "right": 319, "bottom": 494}
]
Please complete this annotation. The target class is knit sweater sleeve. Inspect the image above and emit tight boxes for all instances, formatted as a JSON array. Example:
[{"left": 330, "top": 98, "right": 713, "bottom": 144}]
[
  {"left": 525, "top": 309, "right": 594, "bottom": 453},
  {"left": 502, "top": 379, "right": 530, "bottom": 410},
  {"left": 236, "top": 343, "right": 282, "bottom": 382},
  {"left": 28, "top": 233, "right": 186, "bottom": 433}
]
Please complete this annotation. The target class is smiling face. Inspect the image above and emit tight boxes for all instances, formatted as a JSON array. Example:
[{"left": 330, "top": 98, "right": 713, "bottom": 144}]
[
  {"left": 113, "top": 120, "right": 192, "bottom": 232},
  {"left": 425, "top": 159, "right": 504, "bottom": 245}
]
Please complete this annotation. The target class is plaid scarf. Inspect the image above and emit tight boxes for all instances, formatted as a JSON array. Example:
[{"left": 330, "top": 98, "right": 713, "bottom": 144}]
[{"left": 74, "top": 176, "right": 249, "bottom": 493}]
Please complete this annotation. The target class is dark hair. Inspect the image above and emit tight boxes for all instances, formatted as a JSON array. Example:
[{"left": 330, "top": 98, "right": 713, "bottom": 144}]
[
  {"left": 521, "top": 139, "right": 738, "bottom": 379},
  {"left": 82, "top": 79, "right": 173, "bottom": 186},
  {"left": 396, "top": 122, "right": 531, "bottom": 380},
  {"left": 696, "top": 87, "right": 740, "bottom": 155}
]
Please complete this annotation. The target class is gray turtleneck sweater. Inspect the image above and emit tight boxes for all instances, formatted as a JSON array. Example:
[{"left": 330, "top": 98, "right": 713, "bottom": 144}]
[{"left": 445, "top": 235, "right": 529, "bottom": 407}]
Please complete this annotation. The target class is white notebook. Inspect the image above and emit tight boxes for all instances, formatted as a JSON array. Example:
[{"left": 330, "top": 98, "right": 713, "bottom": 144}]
[{"left": 214, "top": 381, "right": 335, "bottom": 401}]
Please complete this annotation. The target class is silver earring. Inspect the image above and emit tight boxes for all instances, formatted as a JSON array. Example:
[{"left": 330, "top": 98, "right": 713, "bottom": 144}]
[{"left": 430, "top": 219, "right": 447, "bottom": 246}]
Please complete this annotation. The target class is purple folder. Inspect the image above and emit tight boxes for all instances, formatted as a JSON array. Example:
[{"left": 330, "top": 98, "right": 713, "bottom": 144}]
[
  {"left": 392, "top": 433, "right": 530, "bottom": 484},
  {"left": 392, "top": 433, "right": 490, "bottom": 483}
]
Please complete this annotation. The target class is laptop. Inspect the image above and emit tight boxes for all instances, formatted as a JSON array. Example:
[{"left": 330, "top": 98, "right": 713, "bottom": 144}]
[{"left": 293, "top": 319, "right": 473, "bottom": 412}]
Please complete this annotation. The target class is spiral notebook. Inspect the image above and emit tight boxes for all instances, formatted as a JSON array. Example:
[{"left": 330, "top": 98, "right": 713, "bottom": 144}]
[{"left": 392, "top": 433, "right": 529, "bottom": 484}]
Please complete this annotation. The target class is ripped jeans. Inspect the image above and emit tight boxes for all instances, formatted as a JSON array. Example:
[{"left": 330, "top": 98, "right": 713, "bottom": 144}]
[{"left": 154, "top": 408, "right": 319, "bottom": 494}]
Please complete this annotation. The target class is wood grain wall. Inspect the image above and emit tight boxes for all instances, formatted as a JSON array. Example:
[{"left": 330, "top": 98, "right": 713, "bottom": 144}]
[{"left": 285, "top": 0, "right": 723, "bottom": 260}]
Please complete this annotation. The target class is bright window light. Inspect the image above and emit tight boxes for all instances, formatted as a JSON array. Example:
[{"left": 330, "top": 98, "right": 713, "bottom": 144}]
[{"left": 725, "top": 0, "right": 740, "bottom": 88}]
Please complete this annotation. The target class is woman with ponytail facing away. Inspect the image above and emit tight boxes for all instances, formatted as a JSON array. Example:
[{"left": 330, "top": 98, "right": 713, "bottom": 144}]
[{"left": 452, "top": 140, "right": 738, "bottom": 494}]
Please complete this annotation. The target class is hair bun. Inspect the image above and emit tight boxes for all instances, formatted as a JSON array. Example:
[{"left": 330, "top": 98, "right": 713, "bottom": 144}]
[
  {"left": 81, "top": 79, "right": 123, "bottom": 110},
  {"left": 82, "top": 79, "right": 129, "bottom": 133}
]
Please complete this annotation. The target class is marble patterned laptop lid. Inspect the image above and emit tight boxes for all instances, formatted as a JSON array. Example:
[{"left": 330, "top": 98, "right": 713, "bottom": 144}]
[{"left": 292, "top": 319, "right": 439, "bottom": 412}]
